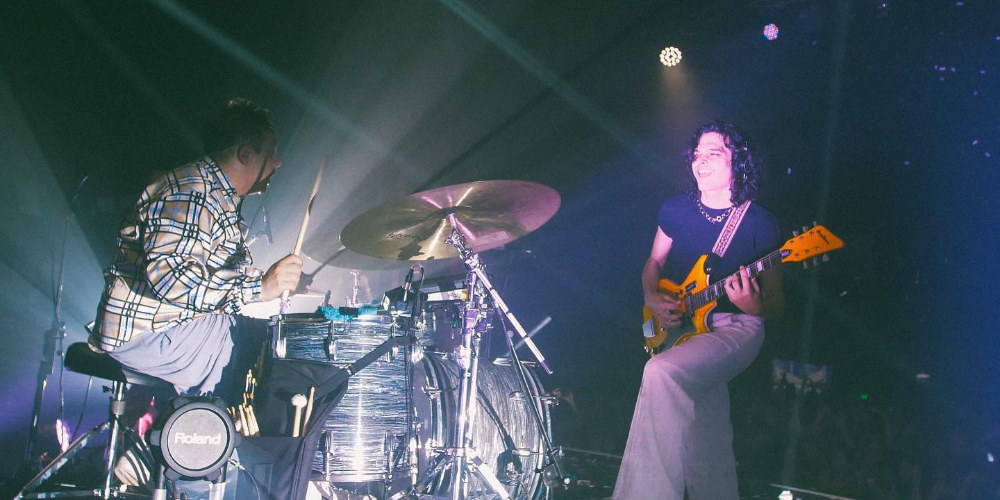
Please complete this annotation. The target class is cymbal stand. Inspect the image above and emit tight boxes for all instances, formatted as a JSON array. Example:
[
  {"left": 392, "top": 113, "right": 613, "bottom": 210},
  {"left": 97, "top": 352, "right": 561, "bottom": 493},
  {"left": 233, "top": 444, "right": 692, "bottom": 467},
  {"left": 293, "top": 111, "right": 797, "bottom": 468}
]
[
  {"left": 391, "top": 218, "right": 497, "bottom": 500},
  {"left": 406, "top": 210, "right": 560, "bottom": 500},
  {"left": 444, "top": 211, "right": 565, "bottom": 494},
  {"left": 440, "top": 216, "right": 552, "bottom": 376}
]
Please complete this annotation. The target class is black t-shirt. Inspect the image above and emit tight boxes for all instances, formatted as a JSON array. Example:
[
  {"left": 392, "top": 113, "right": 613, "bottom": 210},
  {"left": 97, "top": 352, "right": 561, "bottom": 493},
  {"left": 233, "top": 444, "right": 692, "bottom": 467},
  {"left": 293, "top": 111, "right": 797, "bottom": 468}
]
[{"left": 657, "top": 194, "right": 781, "bottom": 314}]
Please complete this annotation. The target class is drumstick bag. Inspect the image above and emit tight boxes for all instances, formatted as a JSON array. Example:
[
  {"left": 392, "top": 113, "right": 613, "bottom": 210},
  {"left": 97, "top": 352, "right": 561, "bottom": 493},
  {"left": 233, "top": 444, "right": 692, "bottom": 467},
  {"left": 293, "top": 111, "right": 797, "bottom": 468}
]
[{"left": 236, "top": 359, "right": 349, "bottom": 500}]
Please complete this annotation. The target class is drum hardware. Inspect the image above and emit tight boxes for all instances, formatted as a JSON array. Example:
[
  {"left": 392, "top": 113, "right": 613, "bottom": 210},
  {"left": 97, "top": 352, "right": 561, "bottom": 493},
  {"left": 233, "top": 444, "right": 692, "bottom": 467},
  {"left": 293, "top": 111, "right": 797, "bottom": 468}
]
[
  {"left": 499, "top": 327, "right": 567, "bottom": 493},
  {"left": 347, "top": 270, "right": 362, "bottom": 307},
  {"left": 326, "top": 337, "right": 339, "bottom": 361},
  {"left": 383, "top": 264, "right": 426, "bottom": 320},
  {"left": 323, "top": 431, "right": 334, "bottom": 477},
  {"left": 537, "top": 394, "right": 559, "bottom": 406},
  {"left": 416, "top": 274, "right": 469, "bottom": 303},
  {"left": 404, "top": 212, "right": 559, "bottom": 500},
  {"left": 340, "top": 180, "right": 565, "bottom": 500}
]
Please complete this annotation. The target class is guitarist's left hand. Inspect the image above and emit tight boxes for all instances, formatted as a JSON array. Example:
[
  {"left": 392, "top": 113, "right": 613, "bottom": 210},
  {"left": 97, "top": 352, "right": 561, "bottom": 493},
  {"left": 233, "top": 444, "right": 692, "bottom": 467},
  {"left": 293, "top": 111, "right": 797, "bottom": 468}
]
[{"left": 724, "top": 266, "right": 763, "bottom": 316}]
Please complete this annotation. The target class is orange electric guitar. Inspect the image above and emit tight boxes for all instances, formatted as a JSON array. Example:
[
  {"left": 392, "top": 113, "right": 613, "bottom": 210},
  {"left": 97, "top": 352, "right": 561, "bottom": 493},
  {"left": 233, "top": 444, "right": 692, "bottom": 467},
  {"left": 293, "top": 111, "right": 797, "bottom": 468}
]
[{"left": 642, "top": 224, "right": 844, "bottom": 356}]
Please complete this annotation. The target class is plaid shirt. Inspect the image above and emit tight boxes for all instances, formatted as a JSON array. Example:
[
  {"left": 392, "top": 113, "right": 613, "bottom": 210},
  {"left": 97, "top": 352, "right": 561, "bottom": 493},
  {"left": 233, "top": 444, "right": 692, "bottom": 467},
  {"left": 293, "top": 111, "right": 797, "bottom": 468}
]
[{"left": 91, "top": 157, "right": 262, "bottom": 351}]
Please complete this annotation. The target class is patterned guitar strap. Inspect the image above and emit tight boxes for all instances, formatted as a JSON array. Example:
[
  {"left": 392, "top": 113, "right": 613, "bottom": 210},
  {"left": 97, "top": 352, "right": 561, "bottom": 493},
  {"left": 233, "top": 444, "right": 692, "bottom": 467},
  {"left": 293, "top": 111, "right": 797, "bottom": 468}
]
[
  {"left": 701, "top": 200, "right": 751, "bottom": 329},
  {"left": 710, "top": 200, "right": 752, "bottom": 264}
]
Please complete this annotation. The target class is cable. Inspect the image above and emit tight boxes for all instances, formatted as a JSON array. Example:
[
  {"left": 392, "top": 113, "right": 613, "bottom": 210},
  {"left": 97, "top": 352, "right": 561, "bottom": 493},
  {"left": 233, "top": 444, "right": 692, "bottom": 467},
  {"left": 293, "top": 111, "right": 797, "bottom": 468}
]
[
  {"left": 58, "top": 334, "right": 66, "bottom": 434},
  {"left": 72, "top": 376, "right": 94, "bottom": 438},
  {"left": 228, "top": 458, "right": 262, "bottom": 500}
]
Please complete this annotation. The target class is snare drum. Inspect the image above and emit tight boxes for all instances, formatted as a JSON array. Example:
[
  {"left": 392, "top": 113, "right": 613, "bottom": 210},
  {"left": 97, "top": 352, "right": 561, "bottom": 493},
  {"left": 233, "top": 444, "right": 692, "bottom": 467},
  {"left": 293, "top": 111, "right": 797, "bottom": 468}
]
[{"left": 269, "top": 313, "right": 412, "bottom": 483}]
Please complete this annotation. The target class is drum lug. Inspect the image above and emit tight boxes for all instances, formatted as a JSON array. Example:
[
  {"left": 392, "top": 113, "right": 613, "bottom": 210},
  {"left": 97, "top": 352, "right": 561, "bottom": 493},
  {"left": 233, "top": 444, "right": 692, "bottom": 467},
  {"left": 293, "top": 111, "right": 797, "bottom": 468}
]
[
  {"left": 323, "top": 431, "right": 335, "bottom": 478},
  {"left": 383, "top": 344, "right": 398, "bottom": 363},
  {"left": 504, "top": 461, "right": 522, "bottom": 482},
  {"left": 424, "top": 387, "right": 441, "bottom": 400},
  {"left": 326, "top": 337, "right": 338, "bottom": 361},
  {"left": 383, "top": 431, "right": 393, "bottom": 475},
  {"left": 274, "top": 336, "right": 286, "bottom": 359}
]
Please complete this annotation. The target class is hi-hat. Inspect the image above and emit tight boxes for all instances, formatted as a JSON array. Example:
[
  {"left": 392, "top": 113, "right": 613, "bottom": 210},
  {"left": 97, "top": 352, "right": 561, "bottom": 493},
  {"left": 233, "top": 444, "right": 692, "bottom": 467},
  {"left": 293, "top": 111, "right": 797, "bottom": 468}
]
[{"left": 340, "top": 180, "right": 560, "bottom": 260}]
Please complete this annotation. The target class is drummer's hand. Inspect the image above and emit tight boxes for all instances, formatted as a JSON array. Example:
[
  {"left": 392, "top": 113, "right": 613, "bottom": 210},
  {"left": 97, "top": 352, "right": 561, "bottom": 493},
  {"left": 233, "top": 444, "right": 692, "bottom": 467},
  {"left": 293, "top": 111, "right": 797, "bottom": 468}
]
[
  {"left": 644, "top": 292, "right": 681, "bottom": 331},
  {"left": 262, "top": 254, "right": 303, "bottom": 302}
]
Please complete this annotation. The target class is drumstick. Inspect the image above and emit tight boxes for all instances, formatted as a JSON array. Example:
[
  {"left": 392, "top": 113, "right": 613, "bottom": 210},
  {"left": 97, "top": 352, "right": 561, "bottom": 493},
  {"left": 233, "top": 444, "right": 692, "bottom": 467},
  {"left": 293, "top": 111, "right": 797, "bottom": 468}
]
[
  {"left": 246, "top": 404, "right": 261, "bottom": 436},
  {"left": 302, "top": 386, "right": 315, "bottom": 434},
  {"left": 238, "top": 405, "right": 252, "bottom": 437},
  {"left": 281, "top": 158, "right": 326, "bottom": 307},
  {"left": 291, "top": 393, "right": 307, "bottom": 437}
]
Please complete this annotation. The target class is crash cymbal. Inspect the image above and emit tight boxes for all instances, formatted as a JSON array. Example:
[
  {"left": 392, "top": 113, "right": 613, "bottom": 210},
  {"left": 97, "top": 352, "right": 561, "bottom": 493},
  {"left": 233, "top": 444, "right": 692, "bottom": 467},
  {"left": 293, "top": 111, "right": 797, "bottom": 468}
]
[{"left": 340, "top": 180, "right": 560, "bottom": 260}]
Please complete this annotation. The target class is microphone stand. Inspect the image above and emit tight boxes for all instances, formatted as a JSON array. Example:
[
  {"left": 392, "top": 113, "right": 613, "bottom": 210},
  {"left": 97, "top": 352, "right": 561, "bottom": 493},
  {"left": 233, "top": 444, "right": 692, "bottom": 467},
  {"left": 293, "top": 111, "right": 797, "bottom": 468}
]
[
  {"left": 23, "top": 175, "right": 88, "bottom": 466},
  {"left": 501, "top": 328, "right": 568, "bottom": 494}
]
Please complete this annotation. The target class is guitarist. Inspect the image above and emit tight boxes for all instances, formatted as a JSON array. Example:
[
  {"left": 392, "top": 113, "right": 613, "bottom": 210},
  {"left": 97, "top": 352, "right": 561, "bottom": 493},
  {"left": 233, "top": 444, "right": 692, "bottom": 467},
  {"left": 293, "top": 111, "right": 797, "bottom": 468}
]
[{"left": 612, "top": 120, "right": 784, "bottom": 500}]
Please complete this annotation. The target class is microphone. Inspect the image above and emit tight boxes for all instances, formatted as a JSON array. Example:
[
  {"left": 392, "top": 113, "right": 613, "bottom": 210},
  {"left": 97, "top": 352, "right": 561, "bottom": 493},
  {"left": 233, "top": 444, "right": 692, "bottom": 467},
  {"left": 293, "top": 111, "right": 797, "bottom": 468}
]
[
  {"left": 409, "top": 265, "right": 425, "bottom": 317},
  {"left": 261, "top": 203, "right": 273, "bottom": 244},
  {"left": 401, "top": 268, "right": 415, "bottom": 303}
]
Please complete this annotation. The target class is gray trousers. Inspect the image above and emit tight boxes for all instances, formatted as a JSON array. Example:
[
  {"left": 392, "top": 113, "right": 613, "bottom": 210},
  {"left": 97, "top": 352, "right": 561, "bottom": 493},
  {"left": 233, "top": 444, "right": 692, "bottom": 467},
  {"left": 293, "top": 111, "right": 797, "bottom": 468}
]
[
  {"left": 109, "top": 314, "right": 267, "bottom": 399},
  {"left": 612, "top": 313, "right": 765, "bottom": 500}
]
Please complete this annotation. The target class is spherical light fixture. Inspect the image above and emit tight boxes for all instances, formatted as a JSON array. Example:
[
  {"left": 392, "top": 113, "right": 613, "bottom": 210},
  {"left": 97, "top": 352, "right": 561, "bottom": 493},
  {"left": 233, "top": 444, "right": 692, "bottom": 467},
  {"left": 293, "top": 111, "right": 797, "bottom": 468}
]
[
  {"left": 762, "top": 23, "right": 780, "bottom": 41},
  {"left": 659, "top": 46, "right": 682, "bottom": 67}
]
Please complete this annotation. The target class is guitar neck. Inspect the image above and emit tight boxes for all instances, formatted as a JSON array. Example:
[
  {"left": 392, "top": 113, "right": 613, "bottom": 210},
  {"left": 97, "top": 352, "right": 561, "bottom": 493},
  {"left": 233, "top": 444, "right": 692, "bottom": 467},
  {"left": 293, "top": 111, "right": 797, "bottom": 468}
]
[{"left": 687, "top": 249, "right": 784, "bottom": 310}]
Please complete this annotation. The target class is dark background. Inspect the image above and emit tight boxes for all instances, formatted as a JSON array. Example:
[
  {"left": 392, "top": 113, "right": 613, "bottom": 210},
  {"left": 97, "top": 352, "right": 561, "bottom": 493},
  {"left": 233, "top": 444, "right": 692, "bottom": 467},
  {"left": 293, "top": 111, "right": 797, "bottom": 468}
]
[{"left": 1, "top": 0, "right": 997, "bottom": 487}]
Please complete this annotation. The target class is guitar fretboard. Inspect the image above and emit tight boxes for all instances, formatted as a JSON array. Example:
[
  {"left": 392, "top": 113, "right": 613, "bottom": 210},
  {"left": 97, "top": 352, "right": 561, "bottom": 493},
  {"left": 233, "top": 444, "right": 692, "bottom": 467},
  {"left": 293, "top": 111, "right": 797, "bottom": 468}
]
[{"left": 685, "top": 249, "right": 786, "bottom": 312}]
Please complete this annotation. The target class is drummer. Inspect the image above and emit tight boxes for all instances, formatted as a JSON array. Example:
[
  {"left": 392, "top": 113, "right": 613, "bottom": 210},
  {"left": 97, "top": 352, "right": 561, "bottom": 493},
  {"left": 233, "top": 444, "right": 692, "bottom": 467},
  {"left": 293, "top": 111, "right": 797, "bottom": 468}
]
[{"left": 89, "top": 97, "right": 303, "bottom": 401}]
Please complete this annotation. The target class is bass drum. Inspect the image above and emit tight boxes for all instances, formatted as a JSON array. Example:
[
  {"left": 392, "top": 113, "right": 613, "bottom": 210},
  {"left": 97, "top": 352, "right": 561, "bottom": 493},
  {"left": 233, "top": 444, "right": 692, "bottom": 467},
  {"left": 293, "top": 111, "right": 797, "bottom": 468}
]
[{"left": 412, "top": 353, "right": 551, "bottom": 500}]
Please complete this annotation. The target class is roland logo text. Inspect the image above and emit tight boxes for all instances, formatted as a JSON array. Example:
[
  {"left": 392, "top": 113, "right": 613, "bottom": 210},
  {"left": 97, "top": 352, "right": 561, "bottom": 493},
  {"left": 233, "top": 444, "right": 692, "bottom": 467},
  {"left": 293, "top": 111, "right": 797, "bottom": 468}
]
[{"left": 173, "top": 432, "right": 223, "bottom": 445}]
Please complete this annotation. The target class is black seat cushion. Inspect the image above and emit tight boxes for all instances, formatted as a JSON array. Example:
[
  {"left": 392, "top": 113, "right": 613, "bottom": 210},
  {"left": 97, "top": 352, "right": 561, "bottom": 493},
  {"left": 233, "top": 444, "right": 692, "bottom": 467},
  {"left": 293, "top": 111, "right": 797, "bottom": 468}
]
[{"left": 65, "top": 342, "right": 173, "bottom": 388}]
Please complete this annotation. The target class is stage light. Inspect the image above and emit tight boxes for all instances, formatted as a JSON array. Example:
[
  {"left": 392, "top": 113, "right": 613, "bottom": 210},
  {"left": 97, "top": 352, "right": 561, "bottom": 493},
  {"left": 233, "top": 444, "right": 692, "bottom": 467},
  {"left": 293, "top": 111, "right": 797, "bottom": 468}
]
[
  {"left": 762, "top": 23, "right": 779, "bottom": 41},
  {"left": 659, "top": 46, "right": 682, "bottom": 67},
  {"left": 875, "top": 2, "right": 891, "bottom": 18}
]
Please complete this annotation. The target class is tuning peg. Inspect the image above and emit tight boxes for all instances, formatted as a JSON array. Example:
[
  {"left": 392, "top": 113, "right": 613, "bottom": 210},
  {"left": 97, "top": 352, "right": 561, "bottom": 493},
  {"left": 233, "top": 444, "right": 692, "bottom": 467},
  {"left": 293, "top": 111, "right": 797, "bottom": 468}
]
[
  {"left": 813, "top": 221, "right": 818, "bottom": 227},
  {"left": 803, "top": 261, "right": 809, "bottom": 269},
  {"left": 802, "top": 225, "right": 810, "bottom": 234},
  {"left": 822, "top": 254, "right": 830, "bottom": 262},
  {"left": 792, "top": 230, "right": 799, "bottom": 237},
  {"left": 812, "top": 257, "right": 820, "bottom": 266}
]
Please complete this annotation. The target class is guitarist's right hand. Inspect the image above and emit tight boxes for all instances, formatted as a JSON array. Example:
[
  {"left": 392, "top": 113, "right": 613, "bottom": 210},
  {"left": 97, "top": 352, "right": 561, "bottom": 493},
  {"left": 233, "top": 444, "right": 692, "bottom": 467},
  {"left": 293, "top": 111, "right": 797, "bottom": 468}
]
[{"left": 645, "top": 292, "right": 682, "bottom": 331}]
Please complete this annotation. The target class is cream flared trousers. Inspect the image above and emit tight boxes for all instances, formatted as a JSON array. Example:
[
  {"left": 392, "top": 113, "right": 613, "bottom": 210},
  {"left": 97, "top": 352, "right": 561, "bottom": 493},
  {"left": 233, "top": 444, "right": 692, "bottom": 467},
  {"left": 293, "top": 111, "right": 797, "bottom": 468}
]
[{"left": 612, "top": 312, "right": 765, "bottom": 500}]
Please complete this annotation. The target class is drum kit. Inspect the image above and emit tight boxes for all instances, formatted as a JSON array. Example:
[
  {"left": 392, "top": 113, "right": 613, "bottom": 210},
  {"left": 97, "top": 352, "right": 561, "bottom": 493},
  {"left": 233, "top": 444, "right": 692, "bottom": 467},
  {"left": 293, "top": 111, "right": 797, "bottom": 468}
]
[{"left": 270, "top": 180, "right": 565, "bottom": 500}]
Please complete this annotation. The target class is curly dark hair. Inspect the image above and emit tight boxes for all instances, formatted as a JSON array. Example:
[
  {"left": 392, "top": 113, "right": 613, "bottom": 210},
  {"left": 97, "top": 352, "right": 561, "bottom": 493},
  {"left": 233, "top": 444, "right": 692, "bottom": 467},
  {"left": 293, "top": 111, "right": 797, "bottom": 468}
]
[
  {"left": 201, "top": 97, "right": 274, "bottom": 161},
  {"left": 683, "top": 120, "right": 762, "bottom": 205}
]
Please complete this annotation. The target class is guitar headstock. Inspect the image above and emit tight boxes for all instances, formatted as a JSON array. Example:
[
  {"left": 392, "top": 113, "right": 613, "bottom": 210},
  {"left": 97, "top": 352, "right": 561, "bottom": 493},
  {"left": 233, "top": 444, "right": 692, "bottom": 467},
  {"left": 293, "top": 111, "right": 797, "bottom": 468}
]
[{"left": 780, "top": 224, "right": 844, "bottom": 264}]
